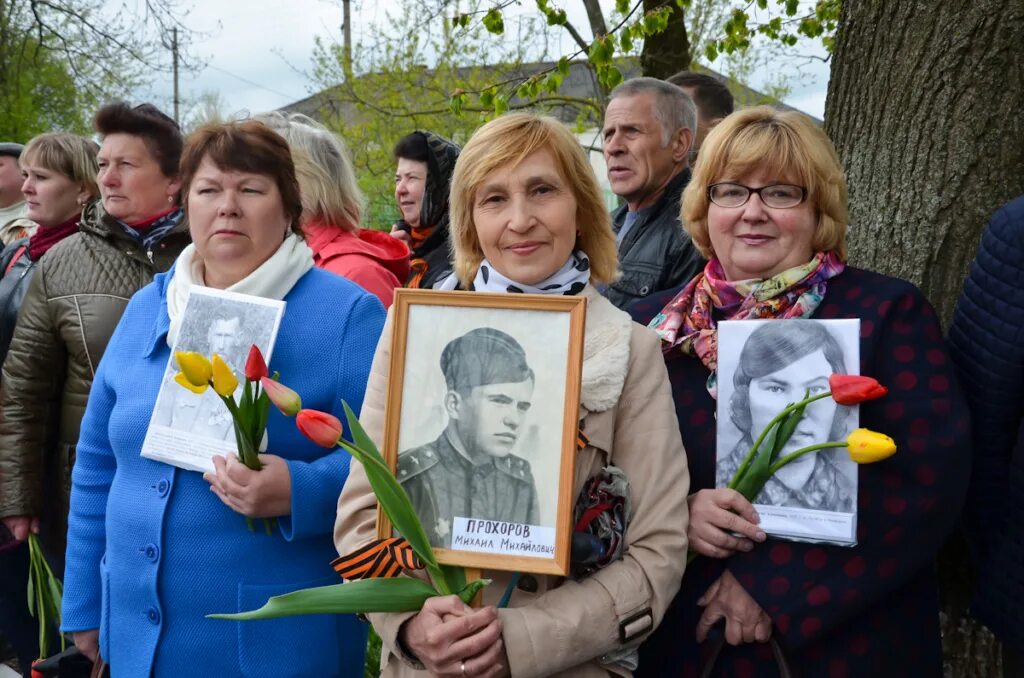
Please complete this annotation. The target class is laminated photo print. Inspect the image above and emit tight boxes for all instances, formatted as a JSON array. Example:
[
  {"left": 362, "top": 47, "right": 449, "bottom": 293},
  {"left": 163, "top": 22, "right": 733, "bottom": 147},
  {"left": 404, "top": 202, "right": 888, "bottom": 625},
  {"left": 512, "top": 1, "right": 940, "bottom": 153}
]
[
  {"left": 716, "top": 318, "right": 861, "bottom": 545},
  {"left": 141, "top": 286, "right": 285, "bottom": 473}
]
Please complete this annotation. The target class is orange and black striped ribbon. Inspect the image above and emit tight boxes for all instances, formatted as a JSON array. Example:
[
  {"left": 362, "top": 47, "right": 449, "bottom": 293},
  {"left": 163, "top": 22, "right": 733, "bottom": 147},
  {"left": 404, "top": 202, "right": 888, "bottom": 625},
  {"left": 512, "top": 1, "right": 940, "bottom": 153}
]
[
  {"left": 577, "top": 429, "right": 590, "bottom": 451},
  {"left": 331, "top": 536, "right": 424, "bottom": 581}
]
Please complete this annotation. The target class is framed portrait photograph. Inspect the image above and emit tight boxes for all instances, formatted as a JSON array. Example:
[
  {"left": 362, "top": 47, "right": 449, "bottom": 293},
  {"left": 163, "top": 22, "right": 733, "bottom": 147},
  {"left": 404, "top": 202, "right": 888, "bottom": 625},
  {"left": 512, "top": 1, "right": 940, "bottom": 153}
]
[
  {"left": 378, "top": 289, "right": 587, "bottom": 576},
  {"left": 141, "top": 286, "right": 285, "bottom": 473},
  {"left": 716, "top": 318, "right": 861, "bottom": 545}
]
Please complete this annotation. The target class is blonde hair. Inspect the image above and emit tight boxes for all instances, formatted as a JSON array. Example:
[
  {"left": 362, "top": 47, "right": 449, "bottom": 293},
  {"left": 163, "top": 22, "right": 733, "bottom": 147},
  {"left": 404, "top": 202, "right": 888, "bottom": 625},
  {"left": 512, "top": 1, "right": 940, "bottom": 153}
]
[
  {"left": 21, "top": 132, "right": 100, "bottom": 200},
  {"left": 450, "top": 113, "right": 619, "bottom": 286},
  {"left": 683, "top": 106, "right": 848, "bottom": 261},
  {"left": 253, "top": 112, "right": 364, "bottom": 231}
]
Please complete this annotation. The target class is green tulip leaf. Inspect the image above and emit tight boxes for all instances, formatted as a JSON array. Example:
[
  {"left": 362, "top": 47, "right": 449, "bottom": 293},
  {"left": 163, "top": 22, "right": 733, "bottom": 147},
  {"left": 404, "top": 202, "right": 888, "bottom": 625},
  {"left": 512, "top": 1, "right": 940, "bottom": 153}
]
[
  {"left": 457, "top": 578, "right": 491, "bottom": 604},
  {"left": 208, "top": 577, "right": 442, "bottom": 620}
]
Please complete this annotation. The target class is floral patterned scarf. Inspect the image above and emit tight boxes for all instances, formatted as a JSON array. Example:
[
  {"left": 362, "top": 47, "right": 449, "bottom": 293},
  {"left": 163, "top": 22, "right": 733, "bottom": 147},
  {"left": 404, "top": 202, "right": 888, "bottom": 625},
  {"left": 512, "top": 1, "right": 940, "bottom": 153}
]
[{"left": 647, "top": 251, "right": 846, "bottom": 396}]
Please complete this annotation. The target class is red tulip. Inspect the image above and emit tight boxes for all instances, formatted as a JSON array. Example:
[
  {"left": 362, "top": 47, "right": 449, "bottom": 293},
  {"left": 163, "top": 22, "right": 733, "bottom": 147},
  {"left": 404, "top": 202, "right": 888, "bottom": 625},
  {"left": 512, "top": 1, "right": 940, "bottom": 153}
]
[
  {"left": 245, "top": 345, "right": 269, "bottom": 381},
  {"left": 296, "top": 409, "right": 343, "bottom": 448},
  {"left": 261, "top": 377, "right": 302, "bottom": 416},
  {"left": 829, "top": 374, "right": 888, "bottom": 405}
]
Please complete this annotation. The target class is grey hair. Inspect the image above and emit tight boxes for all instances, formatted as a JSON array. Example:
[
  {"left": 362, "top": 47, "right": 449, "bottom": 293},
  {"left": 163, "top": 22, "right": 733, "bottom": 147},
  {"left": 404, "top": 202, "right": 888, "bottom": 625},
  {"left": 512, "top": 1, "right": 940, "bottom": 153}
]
[
  {"left": 252, "top": 111, "right": 365, "bottom": 231},
  {"left": 609, "top": 77, "right": 697, "bottom": 146}
]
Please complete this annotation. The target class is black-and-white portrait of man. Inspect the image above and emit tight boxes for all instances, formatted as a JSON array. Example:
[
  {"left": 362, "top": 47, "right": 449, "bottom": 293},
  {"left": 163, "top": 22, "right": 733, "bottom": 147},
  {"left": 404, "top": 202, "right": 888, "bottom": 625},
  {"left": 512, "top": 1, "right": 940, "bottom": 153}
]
[
  {"left": 717, "top": 319, "right": 860, "bottom": 521},
  {"left": 398, "top": 327, "right": 541, "bottom": 548}
]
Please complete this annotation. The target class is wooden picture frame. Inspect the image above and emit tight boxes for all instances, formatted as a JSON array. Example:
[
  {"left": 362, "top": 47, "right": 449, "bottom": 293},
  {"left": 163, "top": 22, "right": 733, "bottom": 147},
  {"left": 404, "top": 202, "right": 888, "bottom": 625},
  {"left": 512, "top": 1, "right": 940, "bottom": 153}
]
[{"left": 377, "top": 288, "right": 587, "bottom": 576}]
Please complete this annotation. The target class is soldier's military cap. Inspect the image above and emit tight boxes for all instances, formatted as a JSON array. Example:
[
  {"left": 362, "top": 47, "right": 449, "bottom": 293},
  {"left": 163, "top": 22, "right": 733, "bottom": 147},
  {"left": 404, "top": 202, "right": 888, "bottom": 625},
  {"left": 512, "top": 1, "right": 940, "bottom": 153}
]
[
  {"left": 0, "top": 143, "right": 24, "bottom": 158},
  {"left": 440, "top": 327, "right": 534, "bottom": 392}
]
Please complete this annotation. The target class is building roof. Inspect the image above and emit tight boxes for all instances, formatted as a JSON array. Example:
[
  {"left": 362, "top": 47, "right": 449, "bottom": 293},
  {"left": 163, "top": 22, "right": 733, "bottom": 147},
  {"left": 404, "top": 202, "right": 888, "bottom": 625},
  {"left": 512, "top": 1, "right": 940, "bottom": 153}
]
[{"left": 281, "top": 58, "right": 823, "bottom": 126}]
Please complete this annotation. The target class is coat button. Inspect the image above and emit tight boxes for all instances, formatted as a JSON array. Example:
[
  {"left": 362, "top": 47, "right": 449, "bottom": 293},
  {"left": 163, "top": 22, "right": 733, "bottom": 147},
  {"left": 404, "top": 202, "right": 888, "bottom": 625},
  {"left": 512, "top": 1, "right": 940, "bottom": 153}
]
[
  {"left": 517, "top": 574, "right": 538, "bottom": 593},
  {"left": 143, "top": 544, "right": 159, "bottom": 562},
  {"left": 156, "top": 479, "right": 170, "bottom": 496},
  {"left": 147, "top": 607, "right": 161, "bottom": 625}
]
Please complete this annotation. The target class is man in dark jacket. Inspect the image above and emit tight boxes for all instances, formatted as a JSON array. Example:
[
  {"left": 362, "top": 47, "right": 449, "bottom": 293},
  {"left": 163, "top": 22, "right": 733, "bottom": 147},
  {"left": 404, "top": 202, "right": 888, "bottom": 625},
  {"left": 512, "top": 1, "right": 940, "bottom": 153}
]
[
  {"left": 949, "top": 194, "right": 1024, "bottom": 677},
  {"left": 602, "top": 77, "right": 705, "bottom": 309}
]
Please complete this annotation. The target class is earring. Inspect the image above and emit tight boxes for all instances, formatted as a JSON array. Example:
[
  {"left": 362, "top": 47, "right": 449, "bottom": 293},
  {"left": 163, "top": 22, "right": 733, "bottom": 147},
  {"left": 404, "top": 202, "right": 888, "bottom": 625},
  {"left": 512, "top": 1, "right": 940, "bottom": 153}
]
[{"left": 167, "top": 195, "right": 173, "bottom": 204}]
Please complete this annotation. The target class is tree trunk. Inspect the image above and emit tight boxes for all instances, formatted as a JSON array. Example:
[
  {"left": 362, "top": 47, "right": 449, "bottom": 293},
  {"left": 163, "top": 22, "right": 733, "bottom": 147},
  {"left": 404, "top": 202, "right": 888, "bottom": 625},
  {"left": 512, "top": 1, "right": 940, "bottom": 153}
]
[
  {"left": 640, "top": 0, "right": 690, "bottom": 79},
  {"left": 825, "top": 0, "right": 1024, "bottom": 326},
  {"left": 825, "top": 2, "right": 1024, "bottom": 676}
]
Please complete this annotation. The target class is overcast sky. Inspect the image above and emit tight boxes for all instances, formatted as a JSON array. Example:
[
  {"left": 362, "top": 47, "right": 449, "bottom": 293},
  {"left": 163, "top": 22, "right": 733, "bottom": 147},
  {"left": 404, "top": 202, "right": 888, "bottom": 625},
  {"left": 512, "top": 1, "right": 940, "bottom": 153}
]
[{"left": 136, "top": 0, "right": 830, "bottom": 123}]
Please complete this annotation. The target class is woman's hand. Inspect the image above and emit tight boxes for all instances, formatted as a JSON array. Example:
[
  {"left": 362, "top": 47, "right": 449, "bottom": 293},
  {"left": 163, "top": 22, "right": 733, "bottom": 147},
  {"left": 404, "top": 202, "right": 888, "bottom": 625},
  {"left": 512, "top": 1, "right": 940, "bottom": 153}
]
[
  {"left": 73, "top": 629, "right": 99, "bottom": 661},
  {"left": 398, "top": 595, "right": 508, "bottom": 677},
  {"left": 696, "top": 570, "right": 772, "bottom": 646},
  {"left": 687, "top": 489, "right": 766, "bottom": 558},
  {"left": 1, "top": 515, "right": 39, "bottom": 541},
  {"left": 390, "top": 224, "right": 413, "bottom": 247},
  {"left": 203, "top": 454, "right": 292, "bottom": 518}
]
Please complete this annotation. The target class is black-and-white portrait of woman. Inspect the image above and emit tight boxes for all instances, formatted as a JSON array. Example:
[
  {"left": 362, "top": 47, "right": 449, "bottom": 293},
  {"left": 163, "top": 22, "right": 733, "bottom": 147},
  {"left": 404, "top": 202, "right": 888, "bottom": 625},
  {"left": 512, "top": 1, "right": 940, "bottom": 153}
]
[{"left": 717, "top": 319, "right": 860, "bottom": 519}]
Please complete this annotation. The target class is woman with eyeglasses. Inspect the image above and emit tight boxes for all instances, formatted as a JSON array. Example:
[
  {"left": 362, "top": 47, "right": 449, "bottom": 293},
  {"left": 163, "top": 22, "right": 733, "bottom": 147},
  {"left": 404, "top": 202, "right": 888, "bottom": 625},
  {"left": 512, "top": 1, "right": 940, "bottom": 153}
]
[{"left": 630, "top": 106, "right": 968, "bottom": 676}]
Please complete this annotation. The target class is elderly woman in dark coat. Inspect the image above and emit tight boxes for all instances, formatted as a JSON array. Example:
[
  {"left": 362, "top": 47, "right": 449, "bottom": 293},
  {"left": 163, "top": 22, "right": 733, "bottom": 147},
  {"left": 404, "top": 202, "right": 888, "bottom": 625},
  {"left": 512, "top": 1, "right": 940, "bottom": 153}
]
[{"left": 631, "top": 106, "right": 970, "bottom": 676}]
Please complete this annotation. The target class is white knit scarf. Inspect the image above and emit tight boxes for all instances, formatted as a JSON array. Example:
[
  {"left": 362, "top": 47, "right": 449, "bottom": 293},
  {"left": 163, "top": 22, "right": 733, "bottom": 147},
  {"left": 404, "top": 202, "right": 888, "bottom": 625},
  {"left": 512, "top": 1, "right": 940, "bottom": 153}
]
[{"left": 165, "top": 233, "right": 314, "bottom": 347}]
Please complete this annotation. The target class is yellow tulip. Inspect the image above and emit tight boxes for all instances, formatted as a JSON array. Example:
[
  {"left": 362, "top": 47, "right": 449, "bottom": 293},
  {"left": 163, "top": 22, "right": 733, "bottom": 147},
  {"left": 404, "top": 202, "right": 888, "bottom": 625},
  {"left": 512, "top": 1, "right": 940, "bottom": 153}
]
[
  {"left": 175, "top": 351, "right": 212, "bottom": 387},
  {"left": 846, "top": 428, "right": 897, "bottom": 463},
  {"left": 174, "top": 372, "right": 208, "bottom": 394},
  {"left": 211, "top": 354, "right": 239, "bottom": 397}
]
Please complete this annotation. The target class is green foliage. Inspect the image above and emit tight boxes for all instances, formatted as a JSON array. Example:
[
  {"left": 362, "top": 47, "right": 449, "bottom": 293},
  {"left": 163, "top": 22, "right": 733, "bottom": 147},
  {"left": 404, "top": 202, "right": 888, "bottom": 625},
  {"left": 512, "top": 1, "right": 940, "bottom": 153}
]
[
  {"left": 0, "top": 0, "right": 192, "bottom": 139},
  {"left": 482, "top": 8, "right": 505, "bottom": 34}
]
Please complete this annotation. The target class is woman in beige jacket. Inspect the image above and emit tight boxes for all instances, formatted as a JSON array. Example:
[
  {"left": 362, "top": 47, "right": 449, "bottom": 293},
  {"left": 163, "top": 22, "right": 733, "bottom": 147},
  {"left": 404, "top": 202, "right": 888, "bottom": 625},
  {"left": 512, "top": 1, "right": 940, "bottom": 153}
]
[{"left": 335, "top": 113, "right": 690, "bottom": 677}]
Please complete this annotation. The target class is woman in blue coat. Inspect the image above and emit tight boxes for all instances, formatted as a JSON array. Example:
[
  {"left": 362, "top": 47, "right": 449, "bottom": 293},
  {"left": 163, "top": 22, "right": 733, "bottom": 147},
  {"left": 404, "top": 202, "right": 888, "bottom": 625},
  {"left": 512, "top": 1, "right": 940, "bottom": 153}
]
[{"left": 60, "top": 120, "right": 385, "bottom": 676}]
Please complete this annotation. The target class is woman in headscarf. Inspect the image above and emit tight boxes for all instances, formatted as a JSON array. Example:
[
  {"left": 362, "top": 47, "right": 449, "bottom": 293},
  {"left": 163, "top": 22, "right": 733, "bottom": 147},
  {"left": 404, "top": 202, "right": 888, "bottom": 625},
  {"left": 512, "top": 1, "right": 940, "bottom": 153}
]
[{"left": 390, "top": 130, "right": 460, "bottom": 289}]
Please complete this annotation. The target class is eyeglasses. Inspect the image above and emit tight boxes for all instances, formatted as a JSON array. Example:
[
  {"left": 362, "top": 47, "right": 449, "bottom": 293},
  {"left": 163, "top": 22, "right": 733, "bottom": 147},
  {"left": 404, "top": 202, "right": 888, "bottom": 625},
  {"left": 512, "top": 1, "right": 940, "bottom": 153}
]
[{"left": 708, "top": 182, "right": 807, "bottom": 209}]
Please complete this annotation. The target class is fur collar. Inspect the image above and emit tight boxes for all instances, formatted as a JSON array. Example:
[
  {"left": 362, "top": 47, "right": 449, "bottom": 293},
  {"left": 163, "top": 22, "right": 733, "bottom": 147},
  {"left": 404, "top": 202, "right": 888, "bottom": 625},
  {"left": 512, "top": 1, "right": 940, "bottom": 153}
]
[{"left": 580, "top": 286, "right": 633, "bottom": 412}]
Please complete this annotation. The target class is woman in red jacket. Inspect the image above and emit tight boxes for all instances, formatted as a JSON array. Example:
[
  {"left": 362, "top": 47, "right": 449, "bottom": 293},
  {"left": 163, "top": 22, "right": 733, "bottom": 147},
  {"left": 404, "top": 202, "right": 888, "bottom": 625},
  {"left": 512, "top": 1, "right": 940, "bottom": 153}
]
[{"left": 257, "top": 112, "right": 410, "bottom": 307}]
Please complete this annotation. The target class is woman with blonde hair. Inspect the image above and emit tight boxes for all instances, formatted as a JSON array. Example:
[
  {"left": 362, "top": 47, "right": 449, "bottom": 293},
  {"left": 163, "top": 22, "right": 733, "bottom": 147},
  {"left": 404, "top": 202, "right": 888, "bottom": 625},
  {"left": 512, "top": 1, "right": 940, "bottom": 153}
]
[
  {"left": 0, "top": 131, "right": 99, "bottom": 677},
  {"left": 631, "top": 106, "right": 968, "bottom": 676},
  {"left": 256, "top": 111, "right": 410, "bottom": 307},
  {"left": 337, "top": 112, "right": 690, "bottom": 676}
]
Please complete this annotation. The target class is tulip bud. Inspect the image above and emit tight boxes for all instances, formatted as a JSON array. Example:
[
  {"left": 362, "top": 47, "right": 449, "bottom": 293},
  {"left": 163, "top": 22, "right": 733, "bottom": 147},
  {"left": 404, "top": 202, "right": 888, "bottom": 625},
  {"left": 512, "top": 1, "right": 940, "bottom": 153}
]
[
  {"left": 296, "top": 409, "right": 343, "bottom": 448},
  {"left": 245, "top": 345, "right": 269, "bottom": 381},
  {"left": 846, "top": 428, "right": 897, "bottom": 463},
  {"left": 175, "top": 351, "right": 212, "bottom": 387},
  {"left": 828, "top": 374, "right": 888, "bottom": 405},
  {"left": 211, "top": 354, "right": 239, "bottom": 397},
  {"left": 261, "top": 377, "right": 302, "bottom": 416},
  {"left": 174, "top": 371, "right": 208, "bottom": 394}
]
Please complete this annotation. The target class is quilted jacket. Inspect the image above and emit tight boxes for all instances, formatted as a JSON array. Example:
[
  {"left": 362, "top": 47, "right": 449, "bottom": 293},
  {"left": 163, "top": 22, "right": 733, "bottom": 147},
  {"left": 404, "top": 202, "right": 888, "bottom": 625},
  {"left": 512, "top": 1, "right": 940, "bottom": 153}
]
[
  {"left": 949, "top": 194, "right": 1024, "bottom": 652},
  {"left": 0, "top": 202, "right": 189, "bottom": 569}
]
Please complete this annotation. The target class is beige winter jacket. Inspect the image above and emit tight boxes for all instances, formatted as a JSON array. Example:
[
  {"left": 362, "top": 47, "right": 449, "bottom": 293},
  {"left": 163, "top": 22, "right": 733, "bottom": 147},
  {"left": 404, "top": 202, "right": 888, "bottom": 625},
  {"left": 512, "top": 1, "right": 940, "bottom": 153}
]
[{"left": 335, "top": 287, "right": 690, "bottom": 677}]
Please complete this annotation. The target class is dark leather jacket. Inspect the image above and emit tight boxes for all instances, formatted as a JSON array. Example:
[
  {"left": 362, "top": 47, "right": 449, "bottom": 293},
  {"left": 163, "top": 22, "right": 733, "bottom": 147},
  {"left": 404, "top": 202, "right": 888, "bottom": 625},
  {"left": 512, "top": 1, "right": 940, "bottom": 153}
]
[
  {"left": 605, "top": 168, "right": 705, "bottom": 310},
  {"left": 0, "top": 238, "right": 34, "bottom": 367},
  {"left": 0, "top": 202, "right": 189, "bottom": 569}
]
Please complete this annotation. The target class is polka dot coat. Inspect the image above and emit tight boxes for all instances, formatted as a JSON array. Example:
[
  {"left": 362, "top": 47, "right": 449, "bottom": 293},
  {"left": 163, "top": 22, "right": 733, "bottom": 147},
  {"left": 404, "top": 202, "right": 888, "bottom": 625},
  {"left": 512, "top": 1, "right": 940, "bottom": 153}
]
[{"left": 629, "top": 267, "right": 970, "bottom": 678}]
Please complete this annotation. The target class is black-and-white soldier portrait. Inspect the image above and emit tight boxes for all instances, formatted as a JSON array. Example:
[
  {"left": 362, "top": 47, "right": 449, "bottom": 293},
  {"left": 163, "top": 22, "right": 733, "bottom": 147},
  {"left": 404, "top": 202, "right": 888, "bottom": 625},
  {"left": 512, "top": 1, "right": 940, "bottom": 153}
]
[
  {"left": 398, "top": 327, "right": 541, "bottom": 548},
  {"left": 143, "top": 286, "right": 285, "bottom": 473}
]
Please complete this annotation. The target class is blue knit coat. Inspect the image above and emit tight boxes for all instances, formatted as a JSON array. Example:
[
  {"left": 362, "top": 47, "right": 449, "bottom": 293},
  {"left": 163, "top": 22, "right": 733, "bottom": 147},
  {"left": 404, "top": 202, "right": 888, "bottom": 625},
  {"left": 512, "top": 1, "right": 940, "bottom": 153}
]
[
  {"left": 61, "top": 266, "right": 385, "bottom": 677},
  {"left": 949, "top": 195, "right": 1024, "bottom": 652}
]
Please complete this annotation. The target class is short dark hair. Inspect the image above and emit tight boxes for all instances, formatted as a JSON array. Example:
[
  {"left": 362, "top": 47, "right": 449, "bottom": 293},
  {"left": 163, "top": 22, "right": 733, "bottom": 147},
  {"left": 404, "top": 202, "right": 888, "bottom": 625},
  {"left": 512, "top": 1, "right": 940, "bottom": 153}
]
[
  {"left": 667, "top": 71, "right": 734, "bottom": 120},
  {"left": 179, "top": 120, "right": 303, "bottom": 234},
  {"left": 393, "top": 132, "right": 429, "bottom": 163},
  {"left": 93, "top": 102, "right": 183, "bottom": 177},
  {"left": 730, "top": 321, "right": 847, "bottom": 438}
]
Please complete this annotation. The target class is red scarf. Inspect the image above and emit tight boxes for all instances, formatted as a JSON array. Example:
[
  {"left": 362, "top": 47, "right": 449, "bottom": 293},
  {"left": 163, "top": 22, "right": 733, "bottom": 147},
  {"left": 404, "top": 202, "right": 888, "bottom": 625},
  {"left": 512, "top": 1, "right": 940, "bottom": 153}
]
[
  {"left": 27, "top": 216, "right": 80, "bottom": 261},
  {"left": 128, "top": 206, "right": 177, "bottom": 232}
]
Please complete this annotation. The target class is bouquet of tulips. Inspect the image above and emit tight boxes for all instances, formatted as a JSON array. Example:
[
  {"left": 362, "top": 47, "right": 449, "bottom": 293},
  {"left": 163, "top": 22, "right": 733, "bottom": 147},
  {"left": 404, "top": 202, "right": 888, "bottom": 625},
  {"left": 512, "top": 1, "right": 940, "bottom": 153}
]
[
  {"left": 26, "top": 533, "right": 64, "bottom": 669},
  {"left": 693, "top": 374, "right": 896, "bottom": 562},
  {"left": 208, "top": 392, "right": 486, "bottom": 622},
  {"left": 173, "top": 345, "right": 279, "bottom": 534}
]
